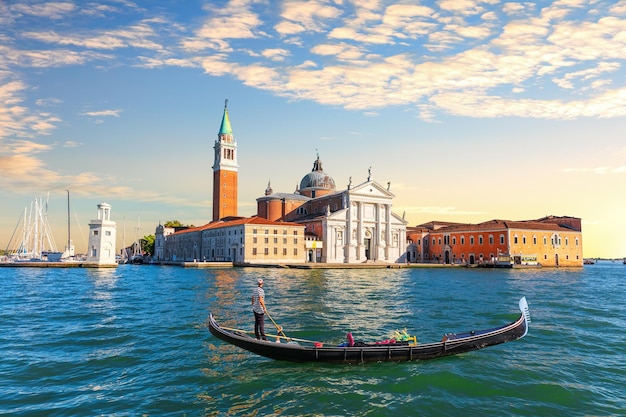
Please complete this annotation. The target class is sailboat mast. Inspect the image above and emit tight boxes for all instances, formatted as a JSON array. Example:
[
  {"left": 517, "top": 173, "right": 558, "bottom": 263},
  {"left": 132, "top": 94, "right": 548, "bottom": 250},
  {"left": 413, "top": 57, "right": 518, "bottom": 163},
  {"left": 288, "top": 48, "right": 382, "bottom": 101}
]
[{"left": 67, "top": 189, "right": 71, "bottom": 253}]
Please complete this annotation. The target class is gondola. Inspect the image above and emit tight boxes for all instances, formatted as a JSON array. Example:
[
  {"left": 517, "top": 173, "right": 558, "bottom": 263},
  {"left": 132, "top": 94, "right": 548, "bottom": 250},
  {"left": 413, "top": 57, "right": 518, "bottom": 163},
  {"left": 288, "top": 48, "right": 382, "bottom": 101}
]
[{"left": 207, "top": 297, "right": 530, "bottom": 364}]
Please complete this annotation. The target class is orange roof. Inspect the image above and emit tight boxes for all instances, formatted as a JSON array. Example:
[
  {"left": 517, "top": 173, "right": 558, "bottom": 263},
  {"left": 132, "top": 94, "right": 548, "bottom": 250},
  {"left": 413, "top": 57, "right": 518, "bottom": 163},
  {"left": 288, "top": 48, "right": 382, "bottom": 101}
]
[
  {"left": 433, "top": 219, "right": 573, "bottom": 233},
  {"left": 171, "top": 216, "right": 303, "bottom": 236}
]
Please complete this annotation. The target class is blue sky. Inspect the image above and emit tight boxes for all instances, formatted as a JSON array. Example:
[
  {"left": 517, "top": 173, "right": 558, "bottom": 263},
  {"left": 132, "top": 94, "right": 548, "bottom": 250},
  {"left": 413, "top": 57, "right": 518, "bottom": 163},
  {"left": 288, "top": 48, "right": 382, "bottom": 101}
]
[{"left": 1, "top": 0, "right": 625, "bottom": 257}]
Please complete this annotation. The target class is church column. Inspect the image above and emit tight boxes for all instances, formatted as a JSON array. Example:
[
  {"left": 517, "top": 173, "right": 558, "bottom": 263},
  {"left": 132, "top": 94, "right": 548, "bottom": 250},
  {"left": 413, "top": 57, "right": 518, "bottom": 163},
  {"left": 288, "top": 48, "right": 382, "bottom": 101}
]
[
  {"left": 375, "top": 203, "right": 383, "bottom": 262},
  {"left": 357, "top": 201, "right": 364, "bottom": 261},
  {"left": 385, "top": 203, "right": 392, "bottom": 261}
]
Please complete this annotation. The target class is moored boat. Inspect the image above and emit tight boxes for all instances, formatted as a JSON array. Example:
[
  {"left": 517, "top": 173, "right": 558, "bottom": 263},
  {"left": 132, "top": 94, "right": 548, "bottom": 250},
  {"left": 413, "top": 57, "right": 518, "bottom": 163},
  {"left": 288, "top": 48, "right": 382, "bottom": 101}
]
[{"left": 208, "top": 297, "right": 530, "bottom": 364}]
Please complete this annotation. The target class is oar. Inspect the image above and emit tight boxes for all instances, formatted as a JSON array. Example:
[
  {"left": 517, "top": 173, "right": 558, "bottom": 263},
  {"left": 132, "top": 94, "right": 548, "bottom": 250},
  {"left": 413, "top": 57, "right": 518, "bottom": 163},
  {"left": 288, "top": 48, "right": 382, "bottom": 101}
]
[
  {"left": 265, "top": 309, "right": 291, "bottom": 342},
  {"left": 219, "top": 326, "right": 320, "bottom": 345}
]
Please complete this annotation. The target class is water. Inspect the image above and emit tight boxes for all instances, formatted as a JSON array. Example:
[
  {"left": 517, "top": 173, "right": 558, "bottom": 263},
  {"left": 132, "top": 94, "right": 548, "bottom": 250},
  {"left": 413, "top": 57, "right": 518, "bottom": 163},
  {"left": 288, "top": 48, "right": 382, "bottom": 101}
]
[{"left": 1, "top": 262, "right": 624, "bottom": 416}]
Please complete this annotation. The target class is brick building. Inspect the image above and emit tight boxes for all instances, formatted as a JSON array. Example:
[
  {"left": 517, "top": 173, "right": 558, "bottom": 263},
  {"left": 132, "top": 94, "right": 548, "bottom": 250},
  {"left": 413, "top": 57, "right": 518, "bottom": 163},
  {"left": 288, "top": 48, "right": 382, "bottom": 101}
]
[{"left": 406, "top": 216, "right": 583, "bottom": 267}]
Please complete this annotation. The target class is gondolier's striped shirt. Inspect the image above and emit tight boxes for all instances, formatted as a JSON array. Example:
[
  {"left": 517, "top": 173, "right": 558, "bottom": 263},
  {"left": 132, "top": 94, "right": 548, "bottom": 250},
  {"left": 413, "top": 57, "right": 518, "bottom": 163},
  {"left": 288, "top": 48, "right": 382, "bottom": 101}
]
[{"left": 252, "top": 286, "right": 265, "bottom": 314}]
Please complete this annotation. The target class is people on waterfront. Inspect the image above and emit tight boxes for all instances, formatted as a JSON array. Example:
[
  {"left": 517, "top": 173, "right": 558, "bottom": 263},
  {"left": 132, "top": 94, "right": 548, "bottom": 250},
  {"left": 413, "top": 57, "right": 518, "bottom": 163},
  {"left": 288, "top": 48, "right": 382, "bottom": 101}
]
[{"left": 251, "top": 278, "right": 267, "bottom": 340}]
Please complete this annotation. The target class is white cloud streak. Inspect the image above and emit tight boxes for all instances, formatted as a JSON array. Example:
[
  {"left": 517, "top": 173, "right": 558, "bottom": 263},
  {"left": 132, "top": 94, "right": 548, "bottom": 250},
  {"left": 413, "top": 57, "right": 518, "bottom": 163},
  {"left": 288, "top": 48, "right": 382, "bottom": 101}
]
[{"left": 81, "top": 109, "right": 122, "bottom": 117}]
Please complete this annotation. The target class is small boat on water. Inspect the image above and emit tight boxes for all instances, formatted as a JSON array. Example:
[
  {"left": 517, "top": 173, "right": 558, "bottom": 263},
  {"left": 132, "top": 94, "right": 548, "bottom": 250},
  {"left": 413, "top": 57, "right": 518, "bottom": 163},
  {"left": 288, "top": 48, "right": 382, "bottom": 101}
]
[{"left": 208, "top": 297, "right": 530, "bottom": 364}]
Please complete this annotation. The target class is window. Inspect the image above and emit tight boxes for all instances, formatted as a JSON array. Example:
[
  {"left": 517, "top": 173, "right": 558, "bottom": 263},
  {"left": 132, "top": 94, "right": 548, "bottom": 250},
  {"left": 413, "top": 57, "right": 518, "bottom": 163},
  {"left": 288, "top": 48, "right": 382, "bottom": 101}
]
[
  {"left": 489, "top": 235, "right": 493, "bottom": 245},
  {"left": 452, "top": 237, "right": 456, "bottom": 245},
  {"left": 274, "top": 248, "right": 278, "bottom": 255},
  {"left": 294, "top": 238, "right": 298, "bottom": 244},
  {"left": 514, "top": 235, "right": 518, "bottom": 244},
  {"left": 264, "top": 248, "right": 269, "bottom": 255},
  {"left": 461, "top": 236, "right": 465, "bottom": 245},
  {"left": 274, "top": 238, "right": 278, "bottom": 244},
  {"left": 523, "top": 236, "right": 526, "bottom": 244},
  {"left": 283, "top": 248, "right": 287, "bottom": 255},
  {"left": 479, "top": 235, "right": 483, "bottom": 245},
  {"left": 253, "top": 237, "right": 257, "bottom": 244},
  {"left": 500, "top": 234, "right": 505, "bottom": 244},
  {"left": 264, "top": 238, "right": 269, "bottom": 244},
  {"left": 105, "top": 231, "right": 111, "bottom": 236},
  {"left": 253, "top": 248, "right": 257, "bottom": 255},
  {"left": 533, "top": 236, "right": 537, "bottom": 245},
  {"left": 470, "top": 236, "right": 474, "bottom": 245},
  {"left": 93, "top": 230, "right": 99, "bottom": 236},
  {"left": 293, "top": 248, "right": 298, "bottom": 256}
]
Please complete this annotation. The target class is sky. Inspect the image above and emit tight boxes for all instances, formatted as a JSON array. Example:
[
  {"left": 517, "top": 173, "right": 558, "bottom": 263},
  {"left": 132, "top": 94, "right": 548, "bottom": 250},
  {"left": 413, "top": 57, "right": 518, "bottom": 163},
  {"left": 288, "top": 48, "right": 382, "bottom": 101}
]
[{"left": 1, "top": 0, "right": 625, "bottom": 258}]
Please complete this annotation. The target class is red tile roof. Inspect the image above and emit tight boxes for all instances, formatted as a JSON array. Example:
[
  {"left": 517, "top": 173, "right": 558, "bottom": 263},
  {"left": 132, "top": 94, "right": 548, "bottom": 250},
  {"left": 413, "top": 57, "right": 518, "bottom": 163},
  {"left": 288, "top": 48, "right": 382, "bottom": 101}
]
[{"left": 170, "top": 216, "right": 303, "bottom": 236}]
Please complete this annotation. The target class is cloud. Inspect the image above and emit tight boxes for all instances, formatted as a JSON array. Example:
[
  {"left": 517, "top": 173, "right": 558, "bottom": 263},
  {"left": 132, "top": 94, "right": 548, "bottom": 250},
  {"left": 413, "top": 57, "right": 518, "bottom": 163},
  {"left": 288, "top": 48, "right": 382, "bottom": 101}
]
[
  {"left": 9, "top": 2, "right": 76, "bottom": 19},
  {"left": 0, "top": 138, "right": 201, "bottom": 206},
  {"left": 552, "top": 62, "right": 620, "bottom": 89},
  {"left": 4, "top": 0, "right": 626, "bottom": 127},
  {"left": 1, "top": 44, "right": 112, "bottom": 68},
  {"left": 179, "top": 1, "right": 626, "bottom": 120},
  {"left": 277, "top": 0, "right": 342, "bottom": 35},
  {"left": 0, "top": 79, "right": 61, "bottom": 139},
  {"left": 81, "top": 109, "right": 122, "bottom": 117},
  {"left": 194, "top": 0, "right": 266, "bottom": 52},
  {"left": 261, "top": 48, "right": 290, "bottom": 61},
  {"left": 21, "top": 20, "right": 166, "bottom": 52}
]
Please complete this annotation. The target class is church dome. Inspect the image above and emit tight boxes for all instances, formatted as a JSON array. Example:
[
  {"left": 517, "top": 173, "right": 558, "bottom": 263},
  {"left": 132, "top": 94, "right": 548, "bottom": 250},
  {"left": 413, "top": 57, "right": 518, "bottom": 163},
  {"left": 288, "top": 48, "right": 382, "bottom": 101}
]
[{"left": 299, "top": 154, "right": 336, "bottom": 197}]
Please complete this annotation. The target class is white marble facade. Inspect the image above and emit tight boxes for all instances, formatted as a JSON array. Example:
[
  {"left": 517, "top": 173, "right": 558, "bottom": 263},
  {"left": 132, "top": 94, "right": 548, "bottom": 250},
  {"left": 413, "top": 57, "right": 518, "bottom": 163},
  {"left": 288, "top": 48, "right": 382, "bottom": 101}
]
[{"left": 320, "top": 181, "right": 407, "bottom": 263}]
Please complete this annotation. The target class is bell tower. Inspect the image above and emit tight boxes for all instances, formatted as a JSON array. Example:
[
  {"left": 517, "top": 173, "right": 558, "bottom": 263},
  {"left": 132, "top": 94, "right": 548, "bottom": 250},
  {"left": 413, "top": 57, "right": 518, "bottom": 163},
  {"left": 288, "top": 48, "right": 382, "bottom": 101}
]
[{"left": 212, "top": 99, "right": 238, "bottom": 221}]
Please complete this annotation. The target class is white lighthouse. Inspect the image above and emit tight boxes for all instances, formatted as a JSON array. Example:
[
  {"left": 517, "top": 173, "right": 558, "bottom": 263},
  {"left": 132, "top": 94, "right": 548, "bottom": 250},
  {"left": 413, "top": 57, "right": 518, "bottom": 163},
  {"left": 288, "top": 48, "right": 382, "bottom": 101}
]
[{"left": 86, "top": 202, "right": 117, "bottom": 266}]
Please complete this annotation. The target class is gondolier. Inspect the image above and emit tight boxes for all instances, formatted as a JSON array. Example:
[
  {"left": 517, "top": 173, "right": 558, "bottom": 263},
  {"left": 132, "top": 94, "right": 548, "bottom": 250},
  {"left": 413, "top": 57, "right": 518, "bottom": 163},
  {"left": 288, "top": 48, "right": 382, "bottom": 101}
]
[{"left": 251, "top": 278, "right": 267, "bottom": 340}]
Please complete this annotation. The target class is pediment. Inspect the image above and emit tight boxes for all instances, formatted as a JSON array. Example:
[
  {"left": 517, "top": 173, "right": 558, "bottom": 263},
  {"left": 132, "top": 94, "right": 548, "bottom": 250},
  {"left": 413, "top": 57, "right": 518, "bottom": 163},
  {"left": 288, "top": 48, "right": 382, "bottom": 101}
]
[{"left": 348, "top": 180, "right": 395, "bottom": 199}]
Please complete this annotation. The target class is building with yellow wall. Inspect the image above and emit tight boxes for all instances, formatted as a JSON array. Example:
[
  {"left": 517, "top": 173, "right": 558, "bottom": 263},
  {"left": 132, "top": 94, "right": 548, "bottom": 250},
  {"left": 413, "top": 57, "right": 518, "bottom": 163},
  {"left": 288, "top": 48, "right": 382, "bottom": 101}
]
[{"left": 406, "top": 216, "right": 583, "bottom": 267}]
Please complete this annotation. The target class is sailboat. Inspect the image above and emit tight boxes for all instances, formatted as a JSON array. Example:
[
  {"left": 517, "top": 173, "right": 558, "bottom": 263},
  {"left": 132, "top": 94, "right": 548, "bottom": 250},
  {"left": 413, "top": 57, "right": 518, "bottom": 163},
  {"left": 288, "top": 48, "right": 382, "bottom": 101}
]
[
  {"left": 6, "top": 194, "right": 62, "bottom": 261},
  {"left": 129, "top": 216, "right": 144, "bottom": 264},
  {"left": 61, "top": 189, "right": 75, "bottom": 260},
  {"left": 4, "top": 191, "right": 76, "bottom": 263}
]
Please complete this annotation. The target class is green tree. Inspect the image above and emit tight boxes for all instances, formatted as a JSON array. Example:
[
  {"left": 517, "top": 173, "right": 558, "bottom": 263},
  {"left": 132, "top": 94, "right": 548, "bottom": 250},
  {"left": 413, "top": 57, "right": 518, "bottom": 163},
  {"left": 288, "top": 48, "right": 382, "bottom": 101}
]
[
  {"left": 164, "top": 220, "right": 183, "bottom": 227},
  {"left": 141, "top": 234, "right": 155, "bottom": 256},
  {"left": 164, "top": 220, "right": 195, "bottom": 228}
]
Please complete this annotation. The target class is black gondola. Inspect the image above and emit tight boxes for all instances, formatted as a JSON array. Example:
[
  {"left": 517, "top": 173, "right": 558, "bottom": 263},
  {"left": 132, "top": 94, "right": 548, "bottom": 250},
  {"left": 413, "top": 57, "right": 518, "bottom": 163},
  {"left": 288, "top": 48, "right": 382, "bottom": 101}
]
[{"left": 208, "top": 297, "right": 530, "bottom": 364}]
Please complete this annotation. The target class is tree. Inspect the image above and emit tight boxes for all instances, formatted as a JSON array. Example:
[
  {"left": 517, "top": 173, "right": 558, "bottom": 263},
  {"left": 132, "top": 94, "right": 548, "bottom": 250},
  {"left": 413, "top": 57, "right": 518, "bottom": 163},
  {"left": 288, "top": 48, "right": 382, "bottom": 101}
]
[
  {"left": 164, "top": 220, "right": 183, "bottom": 227},
  {"left": 164, "top": 219, "right": 195, "bottom": 228},
  {"left": 141, "top": 234, "right": 155, "bottom": 256}
]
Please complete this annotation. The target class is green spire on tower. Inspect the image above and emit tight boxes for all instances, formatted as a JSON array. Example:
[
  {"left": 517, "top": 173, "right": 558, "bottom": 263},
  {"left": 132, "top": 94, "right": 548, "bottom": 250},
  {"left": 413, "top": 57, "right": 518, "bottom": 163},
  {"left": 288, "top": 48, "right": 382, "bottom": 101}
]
[{"left": 218, "top": 99, "right": 233, "bottom": 135}]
